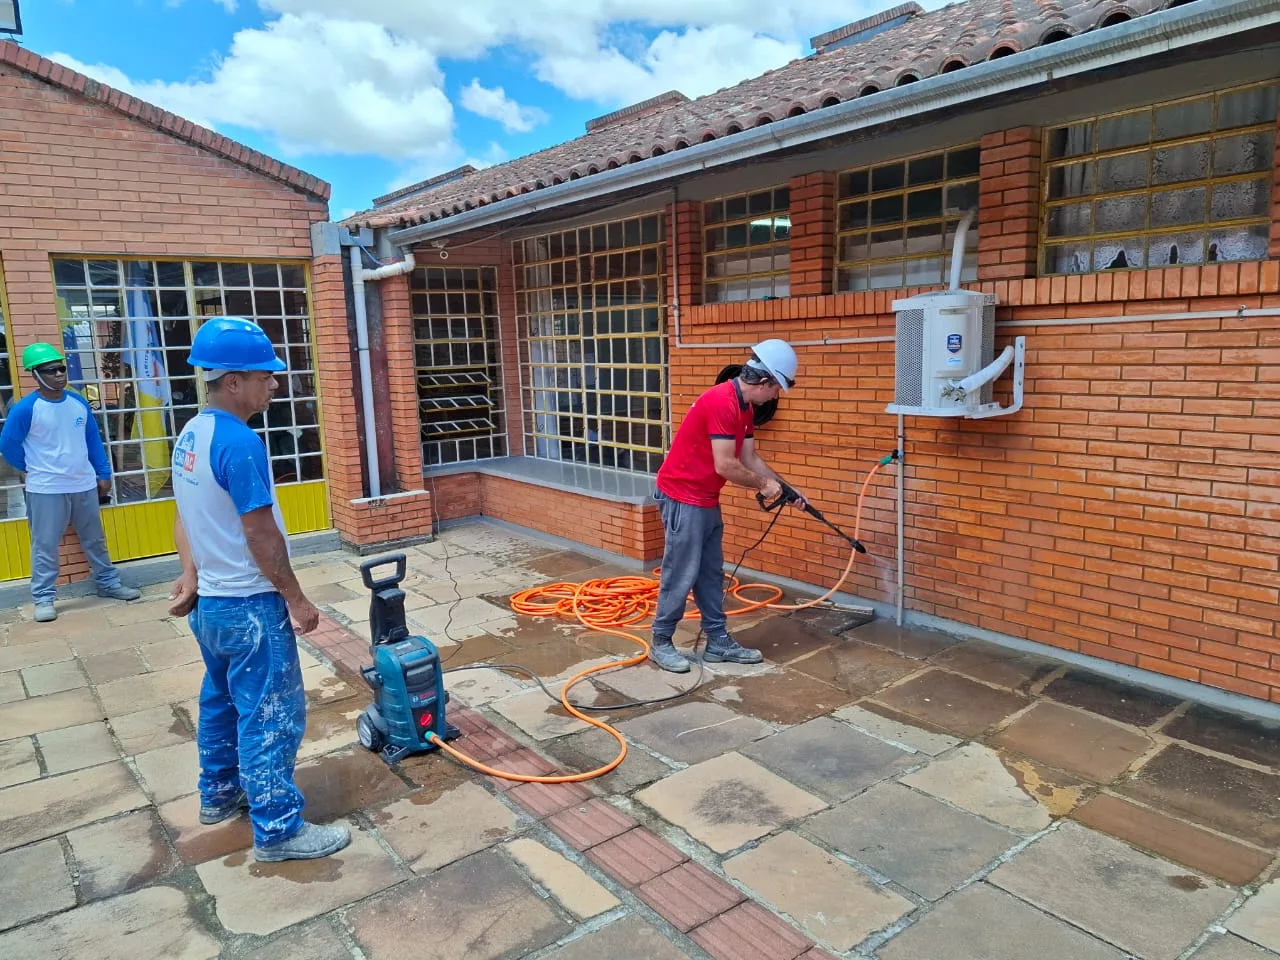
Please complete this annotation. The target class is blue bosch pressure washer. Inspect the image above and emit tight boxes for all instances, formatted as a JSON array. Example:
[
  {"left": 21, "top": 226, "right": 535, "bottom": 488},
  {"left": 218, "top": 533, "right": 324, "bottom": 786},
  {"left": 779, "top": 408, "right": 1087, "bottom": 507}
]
[{"left": 354, "top": 553, "right": 460, "bottom": 765}]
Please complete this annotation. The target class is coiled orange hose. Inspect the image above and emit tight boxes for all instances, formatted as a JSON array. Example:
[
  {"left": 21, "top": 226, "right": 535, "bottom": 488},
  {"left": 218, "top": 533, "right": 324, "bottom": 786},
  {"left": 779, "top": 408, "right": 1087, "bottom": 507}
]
[{"left": 428, "top": 462, "right": 885, "bottom": 782}]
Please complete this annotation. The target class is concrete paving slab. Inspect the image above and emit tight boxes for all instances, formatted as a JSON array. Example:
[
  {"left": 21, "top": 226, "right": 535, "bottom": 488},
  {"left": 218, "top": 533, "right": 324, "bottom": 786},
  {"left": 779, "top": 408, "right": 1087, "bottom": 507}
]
[
  {"left": 301, "top": 665, "right": 358, "bottom": 705},
  {"left": 413, "top": 596, "right": 516, "bottom": 635},
  {"left": 806, "top": 781, "right": 1017, "bottom": 900},
  {"left": 702, "top": 669, "right": 854, "bottom": 726},
  {"left": 590, "top": 660, "right": 695, "bottom": 704},
  {"left": 0, "top": 670, "right": 23, "bottom": 704},
  {"left": 930, "top": 641, "right": 1059, "bottom": 691},
  {"left": 1117, "top": 745, "right": 1280, "bottom": 848},
  {"left": 741, "top": 716, "right": 917, "bottom": 803},
  {"left": 234, "top": 919, "right": 353, "bottom": 960},
  {"left": 297, "top": 698, "right": 363, "bottom": 762},
  {"left": 492, "top": 688, "right": 591, "bottom": 740},
  {"left": 6, "top": 610, "right": 106, "bottom": 645},
  {"left": 196, "top": 822, "right": 408, "bottom": 936},
  {"left": 0, "top": 885, "right": 220, "bottom": 960},
  {"left": 137, "top": 636, "right": 202, "bottom": 671},
  {"left": 0, "top": 687, "right": 103, "bottom": 738},
  {"left": 635, "top": 752, "right": 827, "bottom": 854},
  {"left": 0, "top": 838, "right": 74, "bottom": 931},
  {"left": 443, "top": 665, "right": 528, "bottom": 706},
  {"left": 724, "top": 831, "right": 912, "bottom": 951},
  {"left": 833, "top": 704, "right": 962, "bottom": 756},
  {"left": 67, "top": 619, "right": 182, "bottom": 656},
  {"left": 294, "top": 747, "right": 412, "bottom": 824},
  {"left": 990, "top": 821, "right": 1235, "bottom": 960},
  {"left": 900, "top": 742, "right": 1053, "bottom": 834},
  {"left": 873, "top": 669, "right": 1027, "bottom": 738},
  {"left": 133, "top": 740, "right": 200, "bottom": 803},
  {"left": 0, "top": 736, "right": 39, "bottom": 788},
  {"left": 67, "top": 809, "right": 177, "bottom": 902},
  {"left": 1042, "top": 669, "right": 1182, "bottom": 727},
  {"left": 1163, "top": 705, "right": 1280, "bottom": 768},
  {"left": 0, "top": 638, "right": 72, "bottom": 672},
  {"left": 373, "top": 781, "right": 519, "bottom": 872},
  {"left": 81, "top": 648, "right": 148, "bottom": 684},
  {"left": 157, "top": 793, "right": 254, "bottom": 865},
  {"left": 1227, "top": 879, "right": 1280, "bottom": 954},
  {"left": 619, "top": 701, "right": 773, "bottom": 764},
  {"left": 1073, "top": 793, "right": 1274, "bottom": 885},
  {"left": 1195, "top": 934, "right": 1280, "bottom": 960},
  {"left": 540, "top": 915, "right": 695, "bottom": 960},
  {"left": 545, "top": 727, "right": 672, "bottom": 795},
  {"left": 878, "top": 881, "right": 1124, "bottom": 960},
  {"left": 0, "top": 760, "right": 148, "bottom": 852},
  {"left": 846, "top": 620, "right": 961, "bottom": 659},
  {"left": 110, "top": 703, "right": 193, "bottom": 756},
  {"left": 345, "top": 849, "right": 571, "bottom": 960},
  {"left": 506, "top": 837, "right": 620, "bottom": 919},
  {"left": 990, "top": 701, "right": 1152, "bottom": 782},
  {"left": 97, "top": 661, "right": 205, "bottom": 717},
  {"left": 994, "top": 755, "right": 1088, "bottom": 819},
  {"left": 21, "top": 659, "right": 86, "bottom": 696},
  {"left": 732, "top": 616, "right": 838, "bottom": 664},
  {"left": 103, "top": 599, "right": 174, "bottom": 627},
  {"left": 38, "top": 720, "right": 120, "bottom": 774}
]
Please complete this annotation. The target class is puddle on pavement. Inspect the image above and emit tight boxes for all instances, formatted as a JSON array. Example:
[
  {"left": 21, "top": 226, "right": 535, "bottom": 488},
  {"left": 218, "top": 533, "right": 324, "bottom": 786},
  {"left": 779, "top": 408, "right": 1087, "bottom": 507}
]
[
  {"left": 525, "top": 552, "right": 614, "bottom": 579},
  {"left": 1170, "top": 874, "right": 1208, "bottom": 891},
  {"left": 296, "top": 749, "right": 409, "bottom": 823},
  {"left": 222, "top": 850, "right": 344, "bottom": 883},
  {"left": 172, "top": 703, "right": 195, "bottom": 737},
  {"left": 439, "top": 632, "right": 517, "bottom": 668},
  {"left": 699, "top": 669, "right": 852, "bottom": 726},
  {"left": 172, "top": 814, "right": 254, "bottom": 866},
  {"left": 732, "top": 617, "right": 838, "bottom": 664}
]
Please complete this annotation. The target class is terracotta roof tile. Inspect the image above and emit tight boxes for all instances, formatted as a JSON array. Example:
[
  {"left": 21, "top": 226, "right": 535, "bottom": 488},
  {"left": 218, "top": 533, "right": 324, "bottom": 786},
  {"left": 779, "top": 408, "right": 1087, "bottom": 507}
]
[
  {"left": 1, "top": 40, "right": 330, "bottom": 201},
  {"left": 349, "top": 0, "right": 1175, "bottom": 230}
]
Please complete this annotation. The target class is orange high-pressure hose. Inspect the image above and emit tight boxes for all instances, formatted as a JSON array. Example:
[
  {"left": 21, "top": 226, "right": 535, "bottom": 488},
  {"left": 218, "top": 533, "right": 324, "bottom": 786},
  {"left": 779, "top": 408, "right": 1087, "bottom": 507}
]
[{"left": 428, "top": 462, "right": 886, "bottom": 782}]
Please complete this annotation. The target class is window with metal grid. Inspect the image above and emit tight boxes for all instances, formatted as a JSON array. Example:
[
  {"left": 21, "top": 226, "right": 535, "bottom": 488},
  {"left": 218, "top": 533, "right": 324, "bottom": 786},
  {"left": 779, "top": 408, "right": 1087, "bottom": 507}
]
[
  {"left": 703, "top": 187, "right": 791, "bottom": 302},
  {"left": 49, "top": 257, "right": 321, "bottom": 507},
  {"left": 835, "top": 145, "right": 981, "bottom": 292},
  {"left": 412, "top": 266, "right": 507, "bottom": 467},
  {"left": 514, "top": 214, "right": 668, "bottom": 474},
  {"left": 1041, "top": 82, "right": 1279, "bottom": 275},
  {"left": 0, "top": 261, "right": 20, "bottom": 520}
]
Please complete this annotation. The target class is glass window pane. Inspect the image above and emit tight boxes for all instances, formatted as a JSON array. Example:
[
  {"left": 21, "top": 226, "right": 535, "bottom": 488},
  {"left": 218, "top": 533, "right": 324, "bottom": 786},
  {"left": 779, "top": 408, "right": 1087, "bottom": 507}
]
[
  {"left": 1147, "top": 231, "right": 1204, "bottom": 267},
  {"left": 871, "top": 162, "right": 906, "bottom": 193},
  {"left": 1096, "top": 152, "right": 1149, "bottom": 193},
  {"left": 53, "top": 259, "right": 87, "bottom": 285},
  {"left": 1213, "top": 132, "right": 1274, "bottom": 176},
  {"left": 1150, "top": 186, "right": 1206, "bottom": 228},
  {"left": 1152, "top": 142, "right": 1210, "bottom": 185},
  {"left": 1154, "top": 99, "right": 1213, "bottom": 141},
  {"left": 1098, "top": 111, "right": 1151, "bottom": 151},
  {"left": 1094, "top": 195, "right": 1148, "bottom": 234},
  {"left": 1210, "top": 178, "right": 1270, "bottom": 221},
  {"left": 908, "top": 153, "right": 945, "bottom": 185},
  {"left": 1218, "top": 85, "right": 1280, "bottom": 130}
]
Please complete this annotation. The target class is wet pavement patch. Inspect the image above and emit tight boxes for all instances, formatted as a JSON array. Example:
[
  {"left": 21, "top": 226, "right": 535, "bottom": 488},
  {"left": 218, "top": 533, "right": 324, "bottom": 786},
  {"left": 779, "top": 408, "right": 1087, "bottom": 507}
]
[
  {"left": 930, "top": 642, "right": 1060, "bottom": 692},
  {"left": 700, "top": 669, "right": 853, "bottom": 726},
  {"left": 845, "top": 620, "right": 961, "bottom": 660},
  {"left": 1161, "top": 705, "right": 1280, "bottom": 768},
  {"left": 619, "top": 701, "right": 772, "bottom": 764},
  {"left": 1041, "top": 670, "right": 1182, "bottom": 728},
  {"left": 990, "top": 701, "right": 1153, "bottom": 782},
  {"left": 787, "top": 640, "right": 920, "bottom": 696},
  {"left": 730, "top": 617, "right": 836, "bottom": 664},
  {"left": 873, "top": 669, "right": 1028, "bottom": 739}
]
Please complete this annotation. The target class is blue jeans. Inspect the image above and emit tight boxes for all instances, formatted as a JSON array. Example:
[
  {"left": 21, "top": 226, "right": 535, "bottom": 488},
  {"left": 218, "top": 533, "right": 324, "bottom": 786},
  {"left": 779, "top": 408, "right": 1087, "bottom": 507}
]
[
  {"left": 651, "top": 491, "right": 729, "bottom": 643},
  {"left": 190, "top": 592, "right": 307, "bottom": 848},
  {"left": 26, "top": 489, "right": 123, "bottom": 603}
]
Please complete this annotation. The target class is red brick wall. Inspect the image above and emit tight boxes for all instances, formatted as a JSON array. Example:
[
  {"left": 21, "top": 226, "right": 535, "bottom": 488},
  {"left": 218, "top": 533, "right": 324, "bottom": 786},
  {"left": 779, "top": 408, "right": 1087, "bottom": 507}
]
[
  {"left": 669, "top": 200, "right": 702, "bottom": 309},
  {"left": 334, "top": 490, "right": 434, "bottom": 551},
  {"left": 0, "top": 60, "right": 328, "bottom": 584},
  {"left": 978, "top": 127, "right": 1041, "bottom": 281},
  {"left": 1271, "top": 96, "right": 1280, "bottom": 260},
  {"left": 789, "top": 172, "right": 836, "bottom": 296}
]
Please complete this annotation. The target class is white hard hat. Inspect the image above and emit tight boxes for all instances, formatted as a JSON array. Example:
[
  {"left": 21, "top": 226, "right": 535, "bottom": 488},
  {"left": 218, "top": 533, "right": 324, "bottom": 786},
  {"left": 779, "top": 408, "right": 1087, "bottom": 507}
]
[{"left": 746, "top": 339, "right": 797, "bottom": 392}]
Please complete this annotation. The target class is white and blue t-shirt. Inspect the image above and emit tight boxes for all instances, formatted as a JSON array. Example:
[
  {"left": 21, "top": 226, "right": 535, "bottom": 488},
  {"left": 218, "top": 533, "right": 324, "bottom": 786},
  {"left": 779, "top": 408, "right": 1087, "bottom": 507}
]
[
  {"left": 0, "top": 391, "right": 108, "bottom": 495},
  {"left": 172, "top": 408, "right": 287, "bottom": 598}
]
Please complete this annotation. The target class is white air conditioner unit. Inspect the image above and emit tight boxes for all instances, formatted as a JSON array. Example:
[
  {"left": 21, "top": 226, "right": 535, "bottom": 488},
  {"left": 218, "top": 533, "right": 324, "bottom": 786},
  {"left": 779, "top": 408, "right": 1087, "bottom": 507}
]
[{"left": 885, "top": 289, "right": 1025, "bottom": 419}]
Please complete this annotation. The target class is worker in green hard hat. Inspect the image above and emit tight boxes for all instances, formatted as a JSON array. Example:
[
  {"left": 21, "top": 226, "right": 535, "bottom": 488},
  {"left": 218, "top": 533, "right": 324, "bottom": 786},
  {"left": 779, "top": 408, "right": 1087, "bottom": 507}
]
[{"left": 0, "top": 341, "right": 141, "bottom": 622}]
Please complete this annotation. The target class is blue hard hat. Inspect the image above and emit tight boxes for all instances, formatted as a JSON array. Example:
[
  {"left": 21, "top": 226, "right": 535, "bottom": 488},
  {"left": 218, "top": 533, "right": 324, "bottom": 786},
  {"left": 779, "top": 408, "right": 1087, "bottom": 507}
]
[{"left": 188, "top": 317, "right": 285, "bottom": 372}]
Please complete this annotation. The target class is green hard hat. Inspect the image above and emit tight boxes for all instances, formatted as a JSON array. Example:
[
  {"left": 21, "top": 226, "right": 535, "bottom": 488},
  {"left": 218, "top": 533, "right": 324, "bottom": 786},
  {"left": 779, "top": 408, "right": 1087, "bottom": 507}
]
[{"left": 22, "top": 342, "right": 66, "bottom": 371}]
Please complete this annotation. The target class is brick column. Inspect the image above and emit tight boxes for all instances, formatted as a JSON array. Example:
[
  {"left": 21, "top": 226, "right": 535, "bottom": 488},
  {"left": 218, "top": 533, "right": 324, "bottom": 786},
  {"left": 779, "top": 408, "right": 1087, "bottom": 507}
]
[
  {"left": 977, "top": 126, "right": 1042, "bottom": 281},
  {"left": 788, "top": 172, "right": 835, "bottom": 297},
  {"left": 380, "top": 270, "right": 425, "bottom": 490},
  {"left": 668, "top": 200, "right": 702, "bottom": 309},
  {"left": 1270, "top": 99, "right": 1280, "bottom": 259}
]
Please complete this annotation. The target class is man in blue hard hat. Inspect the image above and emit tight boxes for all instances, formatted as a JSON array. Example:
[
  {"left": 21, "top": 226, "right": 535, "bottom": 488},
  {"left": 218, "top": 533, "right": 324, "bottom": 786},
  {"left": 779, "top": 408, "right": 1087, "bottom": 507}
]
[
  {"left": 649, "top": 338, "right": 804, "bottom": 672},
  {"left": 0, "top": 341, "right": 140, "bottom": 622},
  {"left": 167, "top": 316, "right": 349, "bottom": 863}
]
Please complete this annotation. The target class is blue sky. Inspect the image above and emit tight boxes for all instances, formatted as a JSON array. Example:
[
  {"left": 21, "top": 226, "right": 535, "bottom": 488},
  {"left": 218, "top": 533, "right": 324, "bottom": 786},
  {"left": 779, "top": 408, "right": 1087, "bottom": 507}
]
[{"left": 21, "top": 0, "right": 923, "bottom": 218}]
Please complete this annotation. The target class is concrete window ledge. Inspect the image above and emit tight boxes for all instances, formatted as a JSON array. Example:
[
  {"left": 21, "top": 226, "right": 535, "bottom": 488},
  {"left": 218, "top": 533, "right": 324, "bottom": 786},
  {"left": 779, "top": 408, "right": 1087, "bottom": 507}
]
[{"left": 424, "top": 456, "right": 656, "bottom": 506}]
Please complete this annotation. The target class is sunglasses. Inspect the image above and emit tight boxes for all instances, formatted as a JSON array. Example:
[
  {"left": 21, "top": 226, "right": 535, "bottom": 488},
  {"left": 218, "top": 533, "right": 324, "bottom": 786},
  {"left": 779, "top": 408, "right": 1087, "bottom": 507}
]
[{"left": 36, "top": 364, "right": 67, "bottom": 375}]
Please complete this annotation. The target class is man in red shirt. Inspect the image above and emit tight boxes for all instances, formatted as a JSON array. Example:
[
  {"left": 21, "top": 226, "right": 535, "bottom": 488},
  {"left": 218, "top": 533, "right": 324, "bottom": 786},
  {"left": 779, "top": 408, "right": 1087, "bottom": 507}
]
[{"left": 649, "top": 339, "right": 802, "bottom": 672}]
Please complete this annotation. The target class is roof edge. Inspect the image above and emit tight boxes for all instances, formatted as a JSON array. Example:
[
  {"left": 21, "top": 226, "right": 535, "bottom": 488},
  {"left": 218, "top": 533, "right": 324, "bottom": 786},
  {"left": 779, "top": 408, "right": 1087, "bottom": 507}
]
[{"left": 0, "top": 40, "right": 330, "bottom": 202}]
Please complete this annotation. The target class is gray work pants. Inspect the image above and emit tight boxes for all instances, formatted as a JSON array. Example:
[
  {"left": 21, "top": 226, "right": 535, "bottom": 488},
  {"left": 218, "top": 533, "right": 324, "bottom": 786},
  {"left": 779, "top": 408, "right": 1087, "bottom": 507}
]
[
  {"left": 26, "top": 489, "right": 122, "bottom": 603},
  {"left": 651, "top": 490, "right": 729, "bottom": 642}
]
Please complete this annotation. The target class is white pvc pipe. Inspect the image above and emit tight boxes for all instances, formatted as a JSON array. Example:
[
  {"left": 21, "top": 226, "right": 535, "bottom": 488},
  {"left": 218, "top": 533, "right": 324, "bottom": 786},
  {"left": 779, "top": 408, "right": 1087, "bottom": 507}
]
[
  {"left": 896, "top": 415, "right": 905, "bottom": 628},
  {"left": 350, "top": 245, "right": 382, "bottom": 499},
  {"left": 949, "top": 209, "right": 975, "bottom": 292}
]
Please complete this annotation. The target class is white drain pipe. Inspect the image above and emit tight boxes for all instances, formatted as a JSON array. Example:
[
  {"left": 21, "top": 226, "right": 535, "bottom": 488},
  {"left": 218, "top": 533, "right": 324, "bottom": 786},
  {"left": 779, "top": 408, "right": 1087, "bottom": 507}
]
[{"left": 350, "top": 245, "right": 416, "bottom": 499}]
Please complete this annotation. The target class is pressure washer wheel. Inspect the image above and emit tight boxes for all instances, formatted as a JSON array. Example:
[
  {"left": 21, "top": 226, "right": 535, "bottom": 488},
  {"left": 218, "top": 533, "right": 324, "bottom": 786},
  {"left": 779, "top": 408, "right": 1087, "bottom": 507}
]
[{"left": 356, "top": 709, "right": 385, "bottom": 753}]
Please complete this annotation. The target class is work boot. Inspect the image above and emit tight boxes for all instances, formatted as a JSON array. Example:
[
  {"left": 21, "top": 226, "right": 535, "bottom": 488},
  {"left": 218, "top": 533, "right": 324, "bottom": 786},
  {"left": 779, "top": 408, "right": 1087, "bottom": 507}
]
[
  {"left": 649, "top": 637, "right": 691, "bottom": 674},
  {"left": 254, "top": 821, "right": 351, "bottom": 862},
  {"left": 33, "top": 602, "right": 57, "bottom": 623},
  {"left": 98, "top": 583, "right": 142, "bottom": 602},
  {"left": 199, "top": 789, "right": 249, "bottom": 825},
  {"left": 703, "top": 636, "right": 764, "bottom": 665}
]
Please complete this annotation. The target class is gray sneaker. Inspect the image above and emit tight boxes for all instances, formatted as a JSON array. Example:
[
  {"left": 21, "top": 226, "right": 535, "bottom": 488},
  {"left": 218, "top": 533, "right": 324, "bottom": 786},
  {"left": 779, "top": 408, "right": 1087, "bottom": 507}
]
[
  {"left": 199, "top": 788, "right": 248, "bottom": 825},
  {"left": 648, "top": 638, "right": 691, "bottom": 673},
  {"left": 254, "top": 821, "right": 351, "bottom": 862},
  {"left": 703, "top": 637, "right": 764, "bottom": 664},
  {"left": 33, "top": 602, "right": 57, "bottom": 623},
  {"left": 98, "top": 584, "right": 142, "bottom": 602}
]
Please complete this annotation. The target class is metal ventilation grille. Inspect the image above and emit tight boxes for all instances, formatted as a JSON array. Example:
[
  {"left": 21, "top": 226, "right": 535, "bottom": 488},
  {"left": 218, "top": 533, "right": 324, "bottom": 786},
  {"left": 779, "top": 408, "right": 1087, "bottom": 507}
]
[
  {"left": 895, "top": 308, "right": 925, "bottom": 406},
  {"left": 980, "top": 303, "right": 996, "bottom": 404}
]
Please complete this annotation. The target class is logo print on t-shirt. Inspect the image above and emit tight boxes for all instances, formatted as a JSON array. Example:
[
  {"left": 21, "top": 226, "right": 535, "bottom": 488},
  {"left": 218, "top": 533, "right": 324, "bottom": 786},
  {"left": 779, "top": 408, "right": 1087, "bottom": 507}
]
[{"left": 173, "top": 432, "right": 197, "bottom": 473}]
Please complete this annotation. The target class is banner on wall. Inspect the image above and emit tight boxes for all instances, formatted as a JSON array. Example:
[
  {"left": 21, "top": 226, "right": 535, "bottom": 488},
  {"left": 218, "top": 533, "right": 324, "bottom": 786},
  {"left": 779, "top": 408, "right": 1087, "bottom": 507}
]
[{"left": 124, "top": 265, "right": 172, "bottom": 497}]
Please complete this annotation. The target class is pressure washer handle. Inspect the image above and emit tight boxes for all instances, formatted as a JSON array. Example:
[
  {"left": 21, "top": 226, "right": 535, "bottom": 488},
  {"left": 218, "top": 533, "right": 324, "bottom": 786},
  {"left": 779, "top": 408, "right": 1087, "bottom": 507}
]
[
  {"left": 755, "top": 478, "right": 802, "bottom": 513},
  {"left": 360, "top": 553, "right": 407, "bottom": 591}
]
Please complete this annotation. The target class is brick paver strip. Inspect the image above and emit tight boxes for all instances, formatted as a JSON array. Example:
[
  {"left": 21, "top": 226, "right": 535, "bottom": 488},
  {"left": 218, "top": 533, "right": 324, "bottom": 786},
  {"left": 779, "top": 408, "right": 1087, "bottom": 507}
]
[
  {"left": 690, "top": 901, "right": 812, "bottom": 960},
  {"left": 486, "top": 749, "right": 557, "bottom": 791},
  {"left": 586, "top": 827, "right": 688, "bottom": 888},
  {"left": 799, "top": 950, "right": 839, "bottom": 960},
  {"left": 510, "top": 780, "right": 595, "bottom": 818},
  {"left": 546, "top": 799, "right": 637, "bottom": 850},
  {"left": 636, "top": 860, "right": 746, "bottom": 932}
]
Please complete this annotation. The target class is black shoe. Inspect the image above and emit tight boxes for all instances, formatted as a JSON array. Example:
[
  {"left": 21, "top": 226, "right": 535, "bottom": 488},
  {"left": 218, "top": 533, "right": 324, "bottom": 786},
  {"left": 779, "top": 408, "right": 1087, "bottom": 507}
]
[
  {"left": 703, "top": 638, "right": 764, "bottom": 664},
  {"left": 649, "top": 639, "right": 691, "bottom": 673}
]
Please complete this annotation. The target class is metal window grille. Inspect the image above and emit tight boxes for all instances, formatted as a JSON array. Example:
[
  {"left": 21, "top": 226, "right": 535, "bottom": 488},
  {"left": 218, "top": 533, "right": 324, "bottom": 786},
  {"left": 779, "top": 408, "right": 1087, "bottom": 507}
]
[
  {"left": 50, "top": 257, "right": 322, "bottom": 506},
  {"left": 514, "top": 214, "right": 668, "bottom": 475},
  {"left": 1041, "top": 82, "right": 1279, "bottom": 275},
  {"left": 835, "top": 144, "right": 981, "bottom": 292},
  {"left": 412, "top": 266, "right": 507, "bottom": 467},
  {"left": 703, "top": 186, "right": 791, "bottom": 302}
]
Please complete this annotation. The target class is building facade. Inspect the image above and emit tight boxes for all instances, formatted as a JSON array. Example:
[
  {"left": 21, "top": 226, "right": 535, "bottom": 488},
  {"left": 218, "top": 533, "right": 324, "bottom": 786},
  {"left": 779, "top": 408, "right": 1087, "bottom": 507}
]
[{"left": 337, "top": 0, "right": 1280, "bottom": 707}]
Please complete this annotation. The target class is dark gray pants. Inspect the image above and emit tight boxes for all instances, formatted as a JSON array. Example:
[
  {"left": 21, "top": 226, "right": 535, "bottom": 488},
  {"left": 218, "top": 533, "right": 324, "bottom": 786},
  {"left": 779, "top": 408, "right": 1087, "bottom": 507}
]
[
  {"left": 27, "top": 489, "right": 122, "bottom": 604},
  {"left": 651, "top": 491, "right": 728, "bottom": 642}
]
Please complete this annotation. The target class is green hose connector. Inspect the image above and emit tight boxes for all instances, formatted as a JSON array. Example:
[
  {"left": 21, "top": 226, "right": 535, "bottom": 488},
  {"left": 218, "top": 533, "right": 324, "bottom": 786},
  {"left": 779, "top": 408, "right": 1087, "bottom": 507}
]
[{"left": 879, "top": 450, "right": 900, "bottom": 466}]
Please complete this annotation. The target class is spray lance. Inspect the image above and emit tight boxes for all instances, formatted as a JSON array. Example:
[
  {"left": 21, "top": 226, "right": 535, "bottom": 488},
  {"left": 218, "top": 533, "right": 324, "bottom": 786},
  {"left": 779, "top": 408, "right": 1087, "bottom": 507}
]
[{"left": 756, "top": 478, "right": 868, "bottom": 554}]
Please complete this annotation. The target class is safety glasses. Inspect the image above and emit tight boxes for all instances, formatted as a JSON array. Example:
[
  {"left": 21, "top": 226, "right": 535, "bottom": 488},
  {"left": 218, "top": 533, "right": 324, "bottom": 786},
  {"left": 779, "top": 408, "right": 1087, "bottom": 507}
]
[{"left": 36, "top": 364, "right": 67, "bottom": 375}]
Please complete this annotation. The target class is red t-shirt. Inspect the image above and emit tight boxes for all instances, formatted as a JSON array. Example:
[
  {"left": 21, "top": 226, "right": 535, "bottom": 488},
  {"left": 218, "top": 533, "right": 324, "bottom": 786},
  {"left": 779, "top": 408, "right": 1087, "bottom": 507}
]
[{"left": 656, "top": 379, "right": 754, "bottom": 508}]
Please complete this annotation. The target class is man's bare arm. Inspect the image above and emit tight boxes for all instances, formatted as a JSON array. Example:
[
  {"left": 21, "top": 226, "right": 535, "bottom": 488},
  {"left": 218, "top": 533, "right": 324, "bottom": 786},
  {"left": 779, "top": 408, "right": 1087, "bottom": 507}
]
[
  {"left": 711, "top": 438, "right": 778, "bottom": 496},
  {"left": 241, "top": 508, "right": 319, "bottom": 632}
]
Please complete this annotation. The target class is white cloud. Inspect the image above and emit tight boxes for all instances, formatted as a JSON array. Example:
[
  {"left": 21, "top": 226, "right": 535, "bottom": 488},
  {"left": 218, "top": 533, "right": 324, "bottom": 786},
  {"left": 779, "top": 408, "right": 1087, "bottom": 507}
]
[{"left": 460, "top": 80, "right": 548, "bottom": 133}]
